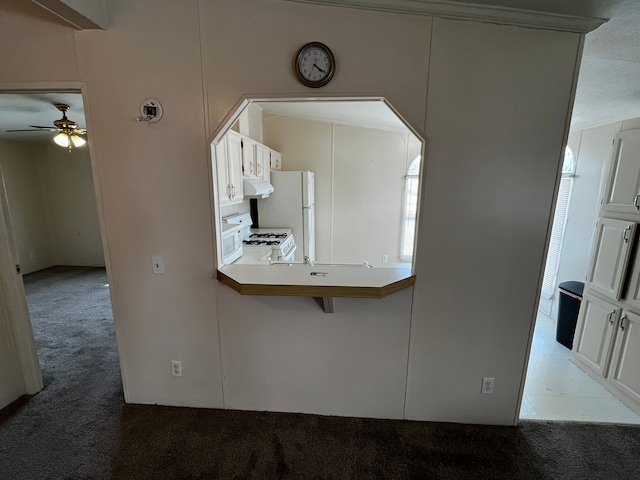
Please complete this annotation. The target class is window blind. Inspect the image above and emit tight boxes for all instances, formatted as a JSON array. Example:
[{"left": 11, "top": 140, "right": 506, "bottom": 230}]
[{"left": 541, "top": 176, "right": 573, "bottom": 298}]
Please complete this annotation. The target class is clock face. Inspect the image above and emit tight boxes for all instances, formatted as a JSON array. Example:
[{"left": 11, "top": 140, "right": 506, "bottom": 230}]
[{"left": 295, "top": 42, "right": 335, "bottom": 88}]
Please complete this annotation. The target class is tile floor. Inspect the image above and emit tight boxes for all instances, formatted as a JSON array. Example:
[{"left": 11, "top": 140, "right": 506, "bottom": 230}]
[{"left": 520, "top": 311, "right": 640, "bottom": 424}]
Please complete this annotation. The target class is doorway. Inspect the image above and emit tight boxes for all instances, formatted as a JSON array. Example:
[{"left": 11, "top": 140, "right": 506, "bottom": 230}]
[
  {"left": 521, "top": 131, "right": 640, "bottom": 424},
  {"left": 0, "top": 90, "right": 119, "bottom": 400}
]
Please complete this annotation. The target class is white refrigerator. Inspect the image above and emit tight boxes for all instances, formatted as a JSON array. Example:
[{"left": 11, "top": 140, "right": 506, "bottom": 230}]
[{"left": 258, "top": 170, "right": 315, "bottom": 263}]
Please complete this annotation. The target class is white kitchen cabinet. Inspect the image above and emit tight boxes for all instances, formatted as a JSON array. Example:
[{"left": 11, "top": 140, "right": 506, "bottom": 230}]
[
  {"left": 270, "top": 150, "right": 281, "bottom": 170},
  {"left": 623, "top": 245, "right": 640, "bottom": 312},
  {"left": 256, "top": 144, "right": 271, "bottom": 183},
  {"left": 573, "top": 294, "right": 620, "bottom": 377},
  {"left": 608, "top": 310, "right": 640, "bottom": 405},
  {"left": 572, "top": 128, "right": 640, "bottom": 414},
  {"left": 216, "top": 131, "right": 244, "bottom": 206},
  {"left": 602, "top": 130, "right": 640, "bottom": 215},
  {"left": 585, "top": 217, "right": 636, "bottom": 300},
  {"left": 241, "top": 136, "right": 258, "bottom": 178}
]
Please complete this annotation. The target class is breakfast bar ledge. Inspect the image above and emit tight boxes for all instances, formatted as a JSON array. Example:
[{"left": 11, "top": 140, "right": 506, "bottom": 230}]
[{"left": 217, "top": 264, "right": 416, "bottom": 313}]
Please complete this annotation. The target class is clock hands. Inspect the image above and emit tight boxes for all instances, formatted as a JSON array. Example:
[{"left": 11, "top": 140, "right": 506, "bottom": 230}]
[{"left": 312, "top": 61, "right": 326, "bottom": 75}]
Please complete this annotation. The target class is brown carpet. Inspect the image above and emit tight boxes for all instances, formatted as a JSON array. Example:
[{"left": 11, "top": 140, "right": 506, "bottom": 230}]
[{"left": 1, "top": 266, "right": 639, "bottom": 479}]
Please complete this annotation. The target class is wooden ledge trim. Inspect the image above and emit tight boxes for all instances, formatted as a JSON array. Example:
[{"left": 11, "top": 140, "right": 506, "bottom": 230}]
[{"left": 216, "top": 270, "right": 415, "bottom": 299}]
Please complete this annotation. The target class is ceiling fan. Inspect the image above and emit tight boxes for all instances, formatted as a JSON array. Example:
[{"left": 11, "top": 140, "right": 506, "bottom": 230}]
[{"left": 6, "top": 103, "right": 87, "bottom": 151}]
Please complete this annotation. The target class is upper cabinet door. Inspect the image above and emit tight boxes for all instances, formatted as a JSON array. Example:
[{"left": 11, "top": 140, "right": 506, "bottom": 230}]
[
  {"left": 602, "top": 130, "right": 640, "bottom": 215},
  {"left": 241, "top": 137, "right": 257, "bottom": 178},
  {"left": 226, "top": 131, "right": 244, "bottom": 204},
  {"left": 586, "top": 218, "right": 636, "bottom": 300},
  {"left": 214, "top": 139, "right": 230, "bottom": 206},
  {"left": 256, "top": 144, "right": 271, "bottom": 183}
]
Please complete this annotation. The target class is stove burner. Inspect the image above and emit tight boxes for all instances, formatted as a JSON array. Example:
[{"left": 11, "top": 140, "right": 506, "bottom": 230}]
[
  {"left": 249, "top": 233, "right": 287, "bottom": 239},
  {"left": 244, "top": 240, "right": 280, "bottom": 246}
]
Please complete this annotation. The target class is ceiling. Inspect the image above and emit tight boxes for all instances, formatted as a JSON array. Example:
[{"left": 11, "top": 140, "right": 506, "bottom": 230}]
[
  {"left": 1, "top": 0, "right": 639, "bottom": 142},
  {"left": 256, "top": 100, "right": 410, "bottom": 132},
  {"left": 0, "top": 92, "right": 86, "bottom": 144}
]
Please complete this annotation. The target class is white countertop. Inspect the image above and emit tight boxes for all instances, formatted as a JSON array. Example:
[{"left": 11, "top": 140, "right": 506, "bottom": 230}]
[{"left": 233, "top": 246, "right": 273, "bottom": 265}]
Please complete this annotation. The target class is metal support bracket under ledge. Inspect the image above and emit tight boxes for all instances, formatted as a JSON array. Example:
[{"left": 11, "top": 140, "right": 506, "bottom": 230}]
[{"left": 315, "top": 297, "right": 334, "bottom": 313}]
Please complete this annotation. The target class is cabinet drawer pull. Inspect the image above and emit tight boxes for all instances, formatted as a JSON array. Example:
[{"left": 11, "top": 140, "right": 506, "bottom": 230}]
[
  {"left": 623, "top": 225, "right": 632, "bottom": 243},
  {"left": 609, "top": 311, "right": 615, "bottom": 325},
  {"left": 634, "top": 194, "right": 640, "bottom": 210},
  {"left": 620, "top": 315, "right": 627, "bottom": 331}
]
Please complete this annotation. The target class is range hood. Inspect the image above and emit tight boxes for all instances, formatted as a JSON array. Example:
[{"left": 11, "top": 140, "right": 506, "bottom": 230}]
[{"left": 243, "top": 179, "right": 274, "bottom": 198}]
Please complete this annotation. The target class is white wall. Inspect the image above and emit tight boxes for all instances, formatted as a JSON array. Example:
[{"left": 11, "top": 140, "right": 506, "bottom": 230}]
[
  {"left": 0, "top": 0, "right": 584, "bottom": 424},
  {"left": 0, "top": 142, "right": 104, "bottom": 274},
  {"left": 263, "top": 116, "right": 414, "bottom": 264}
]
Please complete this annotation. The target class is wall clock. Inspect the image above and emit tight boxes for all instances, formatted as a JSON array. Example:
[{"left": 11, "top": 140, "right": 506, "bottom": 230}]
[{"left": 295, "top": 42, "right": 335, "bottom": 88}]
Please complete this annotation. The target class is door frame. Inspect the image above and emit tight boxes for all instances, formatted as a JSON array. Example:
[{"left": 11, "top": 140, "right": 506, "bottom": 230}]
[
  {"left": 0, "top": 81, "right": 119, "bottom": 398},
  {"left": 0, "top": 164, "right": 42, "bottom": 394}
]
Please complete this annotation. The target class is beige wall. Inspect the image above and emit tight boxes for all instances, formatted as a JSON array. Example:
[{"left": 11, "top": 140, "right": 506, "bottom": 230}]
[
  {"left": 406, "top": 19, "right": 580, "bottom": 424},
  {"left": 42, "top": 144, "right": 104, "bottom": 269},
  {"left": 0, "top": 143, "right": 55, "bottom": 273},
  {"left": 333, "top": 125, "right": 408, "bottom": 264},
  {"left": 0, "top": 0, "right": 583, "bottom": 424},
  {"left": 0, "top": 142, "right": 104, "bottom": 274}
]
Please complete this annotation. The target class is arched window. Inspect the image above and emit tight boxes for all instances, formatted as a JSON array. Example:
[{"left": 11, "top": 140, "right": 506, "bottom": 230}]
[
  {"left": 541, "top": 146, "right": 576, "bottom": 298},
  {"left": 400, "top": 155, "right": 420, "bottom": 261}
]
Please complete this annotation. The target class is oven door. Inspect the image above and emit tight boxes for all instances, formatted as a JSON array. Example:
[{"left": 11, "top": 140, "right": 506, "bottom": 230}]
[
  {"left": 277, "top": 244, "right": 296, "bottom": 262},
  {"left": 222, "top": 226, "right": 242, "bottom": 264}
]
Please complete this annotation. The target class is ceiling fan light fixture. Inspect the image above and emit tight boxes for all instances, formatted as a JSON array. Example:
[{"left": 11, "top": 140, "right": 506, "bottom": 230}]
[
  {"left": 53, "top": 131, "right": 70, "bottom": 148},
  {"left": 70, "top": 134, "right": 86, "bottom": 148}
]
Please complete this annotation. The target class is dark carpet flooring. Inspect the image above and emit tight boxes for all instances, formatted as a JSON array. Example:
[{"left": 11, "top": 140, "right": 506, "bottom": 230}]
[{"left": 1, "top": 266, "right": 640, "bottom": 479}]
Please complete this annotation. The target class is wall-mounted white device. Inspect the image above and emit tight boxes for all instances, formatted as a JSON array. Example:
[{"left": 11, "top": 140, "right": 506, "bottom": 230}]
[{"left": 137, "top": 98, "right": 163, "bottom": 123}]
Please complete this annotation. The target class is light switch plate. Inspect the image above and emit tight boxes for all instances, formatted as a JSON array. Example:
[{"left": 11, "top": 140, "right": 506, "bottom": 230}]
[{"left": 152, "top": 256, "right": 164, "bottom": 274}]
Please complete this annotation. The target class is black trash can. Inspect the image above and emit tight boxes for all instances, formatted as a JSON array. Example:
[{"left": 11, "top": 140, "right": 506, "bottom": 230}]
[{"left": 556, "top": 281, "right": 584, "bottom": 349}]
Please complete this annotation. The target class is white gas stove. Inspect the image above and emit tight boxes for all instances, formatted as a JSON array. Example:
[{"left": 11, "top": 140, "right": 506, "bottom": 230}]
[
  {"left": 243, "top": 228, "right": 296, "bottom": 263},
  {"left": 223, "top": 213, "right": 297, "bottom": 264}
]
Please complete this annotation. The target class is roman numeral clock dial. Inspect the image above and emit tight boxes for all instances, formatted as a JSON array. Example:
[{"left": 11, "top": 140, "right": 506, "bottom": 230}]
[{"left": 295, "top": 42, "right": 335, "bottom": 88}]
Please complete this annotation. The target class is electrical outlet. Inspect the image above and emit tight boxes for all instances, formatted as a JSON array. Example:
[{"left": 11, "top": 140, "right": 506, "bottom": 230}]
[
  {"left": 382, "top": 255, "right": 388, "bottom": 262},
  {"left": 171, "top": 360, "right": 182, "bottom": 377},
  {"left": 152, "top": 256, "right": 164, "bottom": 274},
  {"left": 481, "top": 377, "right": 494, "bottom": 394}
]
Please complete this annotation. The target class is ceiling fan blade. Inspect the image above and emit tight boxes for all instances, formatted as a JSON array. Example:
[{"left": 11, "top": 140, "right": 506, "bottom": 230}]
[
  {"left": 5, "top": 129, "right": 55, "bottom": 132},
  {"left": 28, "top": 125, "right": 60, "bottom": 130}
]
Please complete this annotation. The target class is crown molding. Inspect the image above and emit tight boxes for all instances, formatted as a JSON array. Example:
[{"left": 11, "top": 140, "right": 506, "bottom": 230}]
[{"left": 284, "top": 0, "right": 606, "bottom": 34}]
